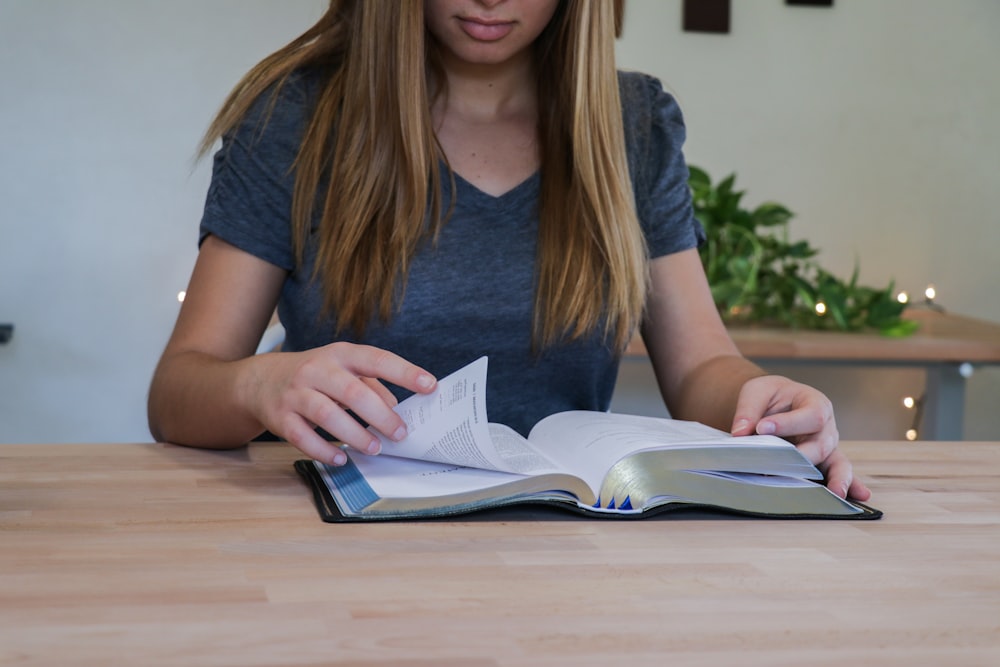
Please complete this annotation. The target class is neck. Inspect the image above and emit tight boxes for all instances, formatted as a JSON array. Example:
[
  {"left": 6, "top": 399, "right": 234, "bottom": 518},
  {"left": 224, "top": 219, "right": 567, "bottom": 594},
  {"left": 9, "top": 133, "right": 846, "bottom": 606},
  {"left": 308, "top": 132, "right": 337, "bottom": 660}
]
[{"left": 432, "top": 50, "right": 537, "bottom": 121}]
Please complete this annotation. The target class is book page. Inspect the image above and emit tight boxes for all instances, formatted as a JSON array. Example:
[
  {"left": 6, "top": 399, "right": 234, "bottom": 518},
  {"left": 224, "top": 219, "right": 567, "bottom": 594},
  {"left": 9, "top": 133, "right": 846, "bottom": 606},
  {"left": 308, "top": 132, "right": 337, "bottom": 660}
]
[
  {"left": 368, "top": 357, "right": 561, "bottom": 475},
  {"left": 342, "top": 450, "right": 531, "bottom": 499},
  {"left": 526, "top": 411, "right": 795, "bottom": 497}
]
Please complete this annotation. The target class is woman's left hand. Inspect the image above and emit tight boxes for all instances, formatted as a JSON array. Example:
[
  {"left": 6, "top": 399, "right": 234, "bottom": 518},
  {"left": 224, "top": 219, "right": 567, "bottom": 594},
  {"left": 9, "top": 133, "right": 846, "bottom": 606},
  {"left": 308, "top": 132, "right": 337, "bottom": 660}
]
[{"left": 730, "top": 375, "right": 872, "bottom": 501}]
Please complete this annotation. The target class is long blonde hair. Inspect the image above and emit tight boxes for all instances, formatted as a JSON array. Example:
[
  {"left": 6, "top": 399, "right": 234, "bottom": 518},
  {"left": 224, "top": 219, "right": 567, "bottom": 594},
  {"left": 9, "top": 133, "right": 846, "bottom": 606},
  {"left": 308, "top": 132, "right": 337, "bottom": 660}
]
[{"left": 201, "top": 0, "right": 645, "bottom": 351}]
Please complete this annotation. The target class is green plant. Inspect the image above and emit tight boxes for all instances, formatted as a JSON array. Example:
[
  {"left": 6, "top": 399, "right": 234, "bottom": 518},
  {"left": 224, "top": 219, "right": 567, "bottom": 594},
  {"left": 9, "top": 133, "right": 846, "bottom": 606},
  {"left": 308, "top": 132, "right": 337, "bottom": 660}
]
[{"left": 689, "top": 166, "right": 917, "bottom": 336}]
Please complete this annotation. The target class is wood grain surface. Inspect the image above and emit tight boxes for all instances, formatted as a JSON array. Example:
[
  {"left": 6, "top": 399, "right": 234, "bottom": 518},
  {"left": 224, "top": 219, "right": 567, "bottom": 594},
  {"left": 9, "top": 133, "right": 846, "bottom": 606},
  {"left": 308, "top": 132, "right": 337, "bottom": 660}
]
[{"left": 2, "top": 440, "right": 998, "bottom": 666}]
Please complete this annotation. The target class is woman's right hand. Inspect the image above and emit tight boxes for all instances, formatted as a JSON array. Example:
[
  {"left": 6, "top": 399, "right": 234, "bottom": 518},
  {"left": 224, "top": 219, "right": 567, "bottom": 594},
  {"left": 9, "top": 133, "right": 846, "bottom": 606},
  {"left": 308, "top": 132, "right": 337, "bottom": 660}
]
[
  {"left": 247, "top": 343, "right": 437, "bottom": 466},
  {"left": 148, "top": 236, "right": 437, "bottom": 462}
]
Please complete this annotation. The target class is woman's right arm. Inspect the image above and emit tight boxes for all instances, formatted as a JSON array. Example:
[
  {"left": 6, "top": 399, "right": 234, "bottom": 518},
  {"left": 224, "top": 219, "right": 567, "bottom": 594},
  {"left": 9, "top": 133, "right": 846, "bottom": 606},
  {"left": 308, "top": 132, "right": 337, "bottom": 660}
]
[{"left": 147, "top": 235, "right": 436, "bottom": 465}]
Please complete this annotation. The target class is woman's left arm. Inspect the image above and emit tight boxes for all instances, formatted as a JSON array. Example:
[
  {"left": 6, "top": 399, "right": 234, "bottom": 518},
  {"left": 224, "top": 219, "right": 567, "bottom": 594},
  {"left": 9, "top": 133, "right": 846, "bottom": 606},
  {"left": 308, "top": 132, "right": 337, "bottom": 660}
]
[{"left": 640, "top": 249, "right": 871, "bottom": 501}]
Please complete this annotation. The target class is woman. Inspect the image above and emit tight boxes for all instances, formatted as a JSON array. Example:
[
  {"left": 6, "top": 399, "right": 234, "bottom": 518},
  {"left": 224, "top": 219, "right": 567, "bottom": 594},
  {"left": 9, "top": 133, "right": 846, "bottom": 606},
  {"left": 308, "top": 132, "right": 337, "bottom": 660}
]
[{"left": 148, "top": 0, "right": 870, "bottom": 501}]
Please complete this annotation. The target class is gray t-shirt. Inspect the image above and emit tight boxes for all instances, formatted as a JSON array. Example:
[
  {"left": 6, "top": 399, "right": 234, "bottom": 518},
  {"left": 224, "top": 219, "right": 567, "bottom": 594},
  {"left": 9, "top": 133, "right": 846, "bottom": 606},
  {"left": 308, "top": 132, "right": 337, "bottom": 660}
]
[{"left": 200, "top": 69, "right": 704, "bottom": 436}]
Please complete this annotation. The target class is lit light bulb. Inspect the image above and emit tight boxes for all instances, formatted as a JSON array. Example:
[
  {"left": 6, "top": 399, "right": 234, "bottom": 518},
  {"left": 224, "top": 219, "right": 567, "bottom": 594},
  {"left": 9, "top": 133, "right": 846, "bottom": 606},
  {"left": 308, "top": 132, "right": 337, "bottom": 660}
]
[
  {"left": 815, "top": 302, "right": 827, "bottom": 316},
  {"left": 177, "top": 291, "right": 187, "bottom": 303},
  {"left": 902, "top": 396, "right": 915, "bottom": 409},
  {"left": 896, "top": 291, "right": 909, "bottom": 304},
  {"left": 924, "top": 284, "right": 936, "bottom": 301},
  {"left": 905, "top": 429, "right": 918, "bottom": 441}
]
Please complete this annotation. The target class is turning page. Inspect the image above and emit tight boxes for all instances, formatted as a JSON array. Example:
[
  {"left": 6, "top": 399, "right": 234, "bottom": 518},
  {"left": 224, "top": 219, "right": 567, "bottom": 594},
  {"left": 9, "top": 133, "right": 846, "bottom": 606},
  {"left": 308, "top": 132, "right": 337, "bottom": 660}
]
[{"left": 369, "top": 357, "right": 562, "bottom": 476}]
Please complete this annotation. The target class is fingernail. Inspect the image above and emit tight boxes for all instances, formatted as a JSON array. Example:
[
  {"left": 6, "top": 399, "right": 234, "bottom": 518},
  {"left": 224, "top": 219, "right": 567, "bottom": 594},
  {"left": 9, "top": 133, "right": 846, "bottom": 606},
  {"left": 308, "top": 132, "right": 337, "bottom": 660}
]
[
  {"left": 757, "top": 421, "right": 777, "bottom": 435},
  {"left": 332, "top": 452, "right": 347, "bottom": 466},
  {"left": 417, "top": 374, "right": 436, "bottom": 390},
  {"left": 732, "top": 418, "right": 750, "bottom": 434},
  {"left": 841, "top": 482, "right": 850, "bottom": 499},
  {"left": 366, "top": 439, "right": 382, "bottom": 455},
  {"left": 391, "top": 425, "right": 407, "bottom": 442}
]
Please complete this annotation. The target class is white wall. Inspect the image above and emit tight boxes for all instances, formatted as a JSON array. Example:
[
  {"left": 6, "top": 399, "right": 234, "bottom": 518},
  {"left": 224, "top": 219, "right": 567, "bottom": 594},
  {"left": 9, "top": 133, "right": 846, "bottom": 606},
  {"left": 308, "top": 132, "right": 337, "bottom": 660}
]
[
  {"left": 2, "top": 0, "right": 997, "bottom": 443},
  {"left": 0, "top": 0, "right": 326, "bottom": 442},
  {"left": 614, "top": 0, "right": 1000, "bottom": 440}
]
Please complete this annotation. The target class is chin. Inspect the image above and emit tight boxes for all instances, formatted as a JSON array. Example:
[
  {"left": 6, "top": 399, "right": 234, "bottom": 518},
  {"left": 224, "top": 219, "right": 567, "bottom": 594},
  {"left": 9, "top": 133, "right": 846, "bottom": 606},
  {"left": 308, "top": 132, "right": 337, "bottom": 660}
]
[{"left": 446, "top": 42, "right": 531, "bottom": 67}]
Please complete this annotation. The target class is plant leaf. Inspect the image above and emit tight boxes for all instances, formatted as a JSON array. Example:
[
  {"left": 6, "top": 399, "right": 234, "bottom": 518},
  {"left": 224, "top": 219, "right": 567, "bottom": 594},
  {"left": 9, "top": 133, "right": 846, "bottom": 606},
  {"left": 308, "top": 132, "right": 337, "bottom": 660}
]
[{"left": 689, "top": 166, "right": 914, "bottom": 337}]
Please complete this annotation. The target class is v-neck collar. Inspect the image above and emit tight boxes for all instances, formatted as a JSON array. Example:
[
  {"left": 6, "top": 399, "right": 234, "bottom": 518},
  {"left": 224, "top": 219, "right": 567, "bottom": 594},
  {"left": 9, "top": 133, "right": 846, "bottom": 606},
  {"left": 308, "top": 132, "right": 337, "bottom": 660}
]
[{"left": 447, "top": 166, "right": 540, "bottom": 212}]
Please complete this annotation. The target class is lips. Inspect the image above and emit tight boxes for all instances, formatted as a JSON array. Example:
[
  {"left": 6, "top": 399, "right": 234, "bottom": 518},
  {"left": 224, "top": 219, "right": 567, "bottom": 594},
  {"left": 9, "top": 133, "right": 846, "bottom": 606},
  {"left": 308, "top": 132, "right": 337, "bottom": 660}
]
[{"left": 457, "top": 17, "right": 515, "bottom": 42}]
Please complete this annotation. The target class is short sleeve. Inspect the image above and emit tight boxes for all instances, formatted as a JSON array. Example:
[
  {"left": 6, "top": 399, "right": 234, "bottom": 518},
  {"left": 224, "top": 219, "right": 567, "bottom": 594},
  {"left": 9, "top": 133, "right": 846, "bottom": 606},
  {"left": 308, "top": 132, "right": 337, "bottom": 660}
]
[
  {"left": 619, "top": 71, "right": 706, "bottom": 259},
  {"left": 198, "top": 73, "right": 317, "bottom": 271}
]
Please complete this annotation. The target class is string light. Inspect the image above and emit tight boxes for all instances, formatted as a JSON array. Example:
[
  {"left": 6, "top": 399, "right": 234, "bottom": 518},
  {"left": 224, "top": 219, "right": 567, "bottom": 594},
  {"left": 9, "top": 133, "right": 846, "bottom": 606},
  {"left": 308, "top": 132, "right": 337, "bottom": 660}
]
[
  {"left": 898, "top": 283, "right": 944, "bottom": 313},
  {"left": 177, "top": 291, "right": 186, "bottom": 303},
  {"left": 905, "top": 282, "right": 944, "bottom": 313},
  {"left": 895, "top": 282, "right": 947, "bottom": 440},
  {"left": 902, "top": 393, "right": 924, "bottom": 441},
  {"left": 814, "top": 302, "right": 827, "bottom": 316}
]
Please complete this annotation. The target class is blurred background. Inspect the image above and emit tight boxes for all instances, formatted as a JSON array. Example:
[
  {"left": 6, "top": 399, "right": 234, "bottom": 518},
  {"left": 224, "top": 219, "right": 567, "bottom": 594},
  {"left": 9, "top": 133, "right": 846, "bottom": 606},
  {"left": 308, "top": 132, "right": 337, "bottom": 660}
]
[{"left": 2, "top": 0, "right": 997, "bottom": 443}]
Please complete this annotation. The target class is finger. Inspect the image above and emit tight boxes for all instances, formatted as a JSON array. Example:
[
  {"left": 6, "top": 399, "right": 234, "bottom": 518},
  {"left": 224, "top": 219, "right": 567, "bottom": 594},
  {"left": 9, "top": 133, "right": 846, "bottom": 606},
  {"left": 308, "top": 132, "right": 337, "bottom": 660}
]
[
  {"left": 816, "top": 448, "right": 853, "bottom": 499},
  {"left": 322, "top": 370, "right": 408, "bottom": 444},
  {"left": 301, "top": 386, "right": 390, "bottom": 454},
  {"left": 324, "top": 344, "right": 435, "bottom": 443},
  {"left": 815, "top": 448, "right": 871, "bottom": 501},
  {"left": 755, "top": 400, "right": 837, "bottom": 460},
  {"left": 272, "top": 385, "right": 383, "bottom": 459},
  {"left": 797, "top": 434, "right": 838, "bottom": 468},
  {"left": 279, "top": 412, "right": 349, "bottom": 466},
  {"left": 776, "top": 417, "right": 840, "bottom": 464},
  {"left": 756, "top": 405, "right": 828, "bottom": 436},
  {"left": 847, "top": 475, "right": 872, "bottom": 502},
  {"left": 340, "top": 343, "right": 437, "bottom": 395},
  {"left": 730, "top": 377, "right": 778, "bottom": 435},
  {"left": 362, "top": 376, "right": 399, "bottom": 407}
]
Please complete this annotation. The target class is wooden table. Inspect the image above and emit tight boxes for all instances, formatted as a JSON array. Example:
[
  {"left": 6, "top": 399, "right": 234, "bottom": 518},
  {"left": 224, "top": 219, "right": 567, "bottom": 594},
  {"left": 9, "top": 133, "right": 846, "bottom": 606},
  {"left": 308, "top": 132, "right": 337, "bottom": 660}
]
[
  {"left": 628, "top": 309, "right": 1000, "bottom": 440},
  {"left": 2, "top": 441, "right": 998, "bottom": 666}
]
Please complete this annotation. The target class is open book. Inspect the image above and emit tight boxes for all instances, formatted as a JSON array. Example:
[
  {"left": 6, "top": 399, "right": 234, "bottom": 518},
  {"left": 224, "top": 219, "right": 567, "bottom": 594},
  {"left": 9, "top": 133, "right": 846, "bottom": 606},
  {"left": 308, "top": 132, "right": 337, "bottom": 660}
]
[{"left": 295, "top": 357, "right": 880, "bottom": 521}]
